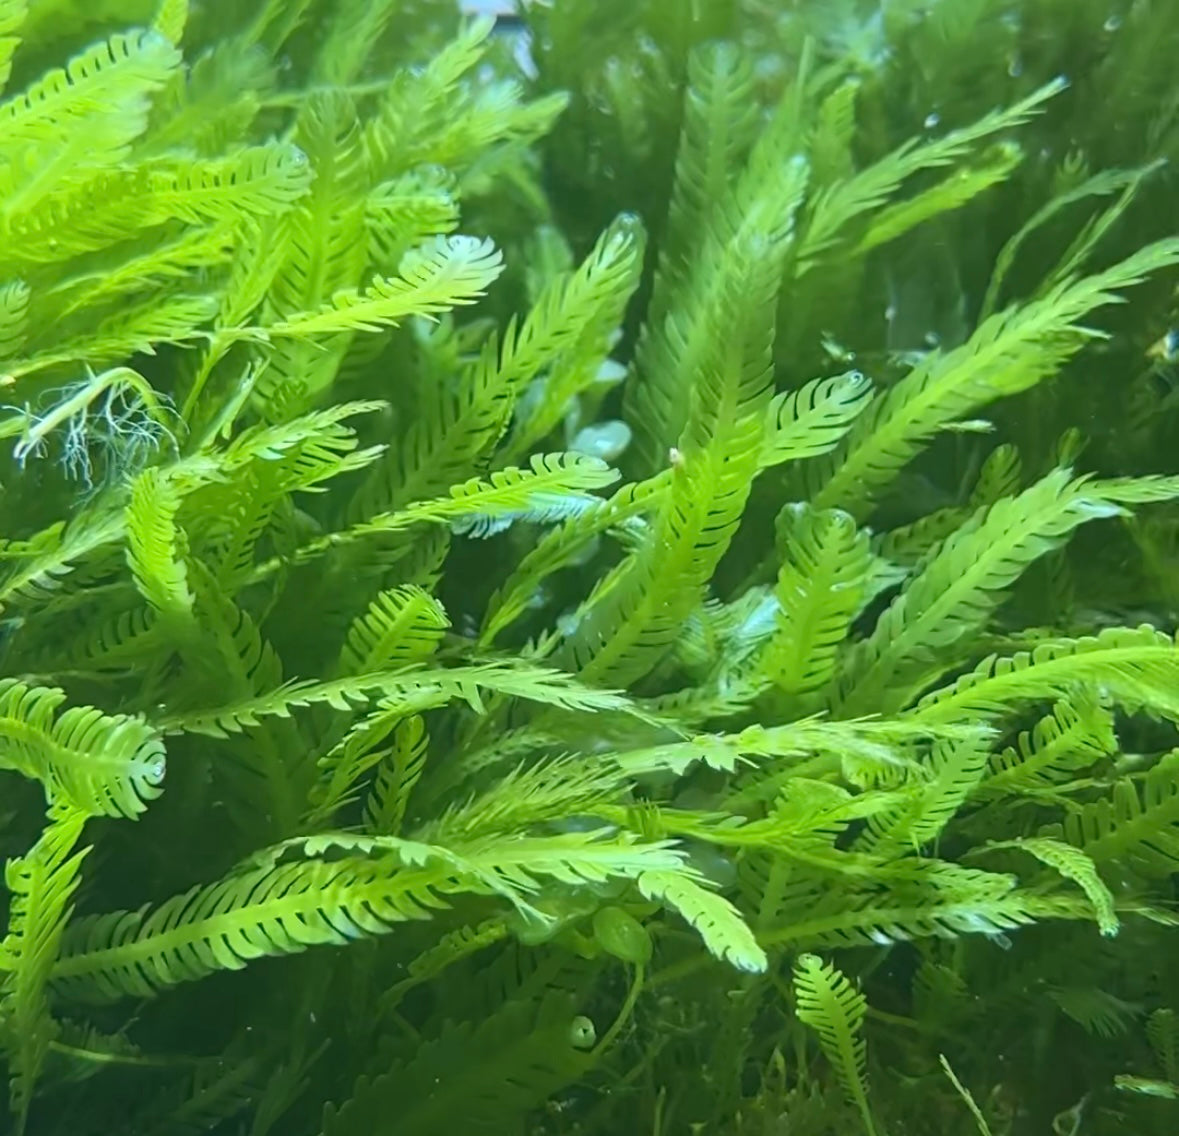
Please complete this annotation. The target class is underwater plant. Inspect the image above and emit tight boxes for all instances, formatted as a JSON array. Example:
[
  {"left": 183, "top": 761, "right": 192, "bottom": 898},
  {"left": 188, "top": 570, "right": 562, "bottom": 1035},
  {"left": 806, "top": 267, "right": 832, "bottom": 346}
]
[{"left": 1, "top": 1, "right": 1179, "bottom": 1134}]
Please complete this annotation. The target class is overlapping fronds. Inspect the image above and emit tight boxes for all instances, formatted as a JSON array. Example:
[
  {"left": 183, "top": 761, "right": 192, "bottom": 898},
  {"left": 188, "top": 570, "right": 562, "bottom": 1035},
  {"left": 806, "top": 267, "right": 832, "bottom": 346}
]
[{"left": 2, "top": 5, "right": 1179, "bottom": 1135}]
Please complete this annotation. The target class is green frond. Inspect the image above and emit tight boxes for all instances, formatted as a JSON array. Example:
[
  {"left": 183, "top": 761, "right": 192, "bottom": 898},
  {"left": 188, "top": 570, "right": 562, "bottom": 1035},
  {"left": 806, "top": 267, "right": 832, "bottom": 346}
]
[
  {"left": 852, "top": 140, "right": 1023, "bottom": 258},
  {"left": 0, "top": 808, "right": 89, "bottom": 1133},
  {"left": 364, "top": 714, "right": 428, "bottom": 836},
  {"left": 151, "top": 0, "right": 187, "bottom": 45},
  {"left": 793, "top": 953, "right": 876, "bottom": 1136},
  {"left": 1049, "top": 986, "right": 1140, "bottom": 1038},
  {"left": 323, "top": 986, "right": 593, "bottom": 1136},
  {"left": 157, "top": 660, "right": 641, "bottom": 739},
  {"left": 977, "top": 696, "right": 1116, "bottom": 798},
  {"left": 365, "top": 169, "right": 460, "bottom": 272},
  {"left": 48, "top": 224, "right": 236, "bottom": 320},
  {"left": 625, "top": 126, "right": 809, "bottom": 475},
  {"left": 762, "top": 867, "right": 1081, "bottom": 952},
  {"left": 125, "top": 468, "right": 195, "bottom": 637},
  {"left": 144, "top": 37, "right": 275, "bottom": 159},
  {"left": 480, "top": 472, "right": 669, "bottom": 646},
  {"left": 811, "top": 239, "right": 1179, "bottom": 518},
  {"left": 1, "top": 34, "right": 178, "bottom": 221},
  {"left": 0, "top": 0, "right": 25, "bottom": 95},
  {"left": 381, "top": 919, "right": 508, "bottom": 1012},
  {"left": 303, "top": 706, "right": 403, "bottom": 828},
  {"left": 310, "top": 0, "right": 400, "bottom": 86},
  {"left": 759, "top": 504, "right": 870, "bottom": 706},
  {"left": 840, "top": 471, "right": 1179, "bottom": 715},
  {"left": 274, "top": 454, "right": 620, "bottom": 575},
  {"left": 53, "top": 854, "right": 459, "bottom": 1003},
  {"left": 8, "top": 292, "right": 219, "bottom": 380},
  {"left": 337, "top": 586, "right": 449, "bottom": 676},
  {"left": 1053, "top": 752, "right": 1179, "bottom": 878},
  {"left": 426, "top": 756, "right": 628, "bottom": 842},
  {"left": 356, "top": 215, "right": 640, "bottom": 517},
  {"left": 361, "top": 16, "right": 496, "bottom": 178},
  {"left": 856, "top": 738, "right": 989, "bottom": 856},
  {"left": 501, "top": 215, "right": 646, "bottom": 461},
  {"left": 658, "top": 43, "right": 759, "bottom": 295},
  {"left": 986, "top": 837, "right": 1118, "bottom": 936},
  {"left": 143, "top": 143, "right": 313, "bottom": 226},
  {"left": 264, "top": 235, "right": 503, "bottom": 339},
  {"left": 254, "top": 93, "right": 368, "bottom": 417},
  {"left": 53, "top": 831, "right": 681, "bottom": 1002},
  {"left": 981, "top": 163, "right": 1161, "bottom": 317},
  {"left": 0, "top": 277, "right": 27, "bottom": 366},
  {"left": 637, "top": 869, "right": 766, "bottom": 973},
  {"left": 914, "top": 624, "right": 1179, "bottom": 724},
  {"left": 567, "top": 232, "right": 782, "bottom": 685},
  {"left": 0, "top": 679, "right": 165, "bottom": 818},
  {"left": 0, "top": 28, "right": 180, "bottom": 154},
  {"left": 759, "top": 371, "right": 874, "bottom": 469},
  {"left": 796, "top": 77, "right": 1063, "bottom": 272}
]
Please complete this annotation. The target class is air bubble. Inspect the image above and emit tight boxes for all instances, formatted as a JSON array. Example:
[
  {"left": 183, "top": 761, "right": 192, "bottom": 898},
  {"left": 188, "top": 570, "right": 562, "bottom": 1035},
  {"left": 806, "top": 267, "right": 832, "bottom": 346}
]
[
  {"left": 1007, "top": 55, "right": 1023, "bottom": 77},
  {"left": 924, "top": 111, "right": 940, "bottom": 129},
  {"left": 1103, "top": 14, "right": 1122, "bottom": 32}
]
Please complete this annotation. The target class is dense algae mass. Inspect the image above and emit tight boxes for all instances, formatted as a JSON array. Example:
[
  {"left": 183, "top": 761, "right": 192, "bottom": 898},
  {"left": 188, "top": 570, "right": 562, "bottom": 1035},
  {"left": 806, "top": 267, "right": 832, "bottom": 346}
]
[{"left": 1, "top": 1, "right": 1179, "bottom": 1133}]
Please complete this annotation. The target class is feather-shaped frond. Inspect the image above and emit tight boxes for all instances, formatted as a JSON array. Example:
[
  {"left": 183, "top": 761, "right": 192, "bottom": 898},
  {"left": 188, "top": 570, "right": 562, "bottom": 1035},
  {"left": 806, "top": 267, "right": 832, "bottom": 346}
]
[
  {"left": 53, "top": 831, "right": 682, "bottom": 1002},
  {"left": 337, "top": 586, "right": 449, "bottom": 676},
  {"left": 143, "top": 143, "right": 312, "bottom": 225},
  {"left": 0, "top": 809, "right": 88, "bottom": 1132},
  {"left": 356, "top": 216, "right": 640, "bottom": 520},
  {"left": 303, "top": 705, "right": 404, "bottom": 828},
  {"left": 977, "top": 696, "right": 1116, "bottom": 798},
  {"left": 361, "top": 16, "right": 495, "bottom": 178},
  {"left": 264, "top": 235, "right": 503, "bottom": 338},
  {"left": 759, "top": 504, "right": 869, "bottom": 705},
  {"left": 856, "top": 738, "right": 989, "bottom": 856},
  {"left": 762, "top": 862, "right": 1084, "bottom": 950},
  {"left": 985, "top": 837, "right": 1118, "bottom": 936},
  {"left": 310, "top": 0, "right": 400, "bottom": 85},
  {"left": 914, "top": 624, "right": 1179, "bottom": 723},
  {"left": 981, "top": 163, "right": 1159, "bottom": 317},
  {"left": 365, "top": 168, "right": 459, "bottom": 272},
  {"left": 812, "top": 239, "right": 1179, "bottom": 517},
  {"left": 852, "top": 140, "right": 1023, "bottom": 258},
  {"left": 625, "top": 59, "right": 809, "bottom": 474},
  {"left": 567, "top": 233, "right": 782, "bottom": 685},
  {"left": 796, "top": 78, "right": 1063, "bottom": 270},
  {"left": 271, "top": 454, "right": 619, "bottom": 576},
  {"left": 0, "top": 277, "right": 28, "bottom": 360},
  {"left": 10, "top": 293, "right": 218, "bottom": 380},
  {"left": 256, "top": 93, "right": 368, "bottom": 417},
  {"left": 480, "top": 472, "right": 669, "bottom": 646},
  {"left": 840, "top": 471, "right": 1179, "bottom": 715},
  {"left": 793, "top": 953, "right": 876, "bottom": 1136},
  {"left": 759, "top": 371, "right": 874, "bottom": 469},
  {"left": 637, "top": 869, "right": 766, "bottom": 973},
  {"left": 124, "top": 467, "right": 195, "bottom": 636},
  {"left": 323, "top": 985, "right": 592, "bottom": 1136},
  {"left": 426, "top": 755, "right": 628, "bottom": 842},
  {"left": 1053, "top": 751, "right": 1179, "bottom": 878},
  {"left": 157, "top": 660, "right": 641, "bottom": 739},
  {"left": 364, "top": 714, "right": 429, "bottom": 836},
  {"left": 0, "top": 680, "right": 165, "bottom": 817},
  {"left": 0, "top": 29, "right": 180, "bottom": 152}
]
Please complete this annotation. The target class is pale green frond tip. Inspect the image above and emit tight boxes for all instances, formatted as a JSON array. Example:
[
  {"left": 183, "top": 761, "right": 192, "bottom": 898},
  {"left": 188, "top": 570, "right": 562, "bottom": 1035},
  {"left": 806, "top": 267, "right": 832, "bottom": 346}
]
[{"left": 637, "top": 869, "right": 766, "bottom": 973}]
